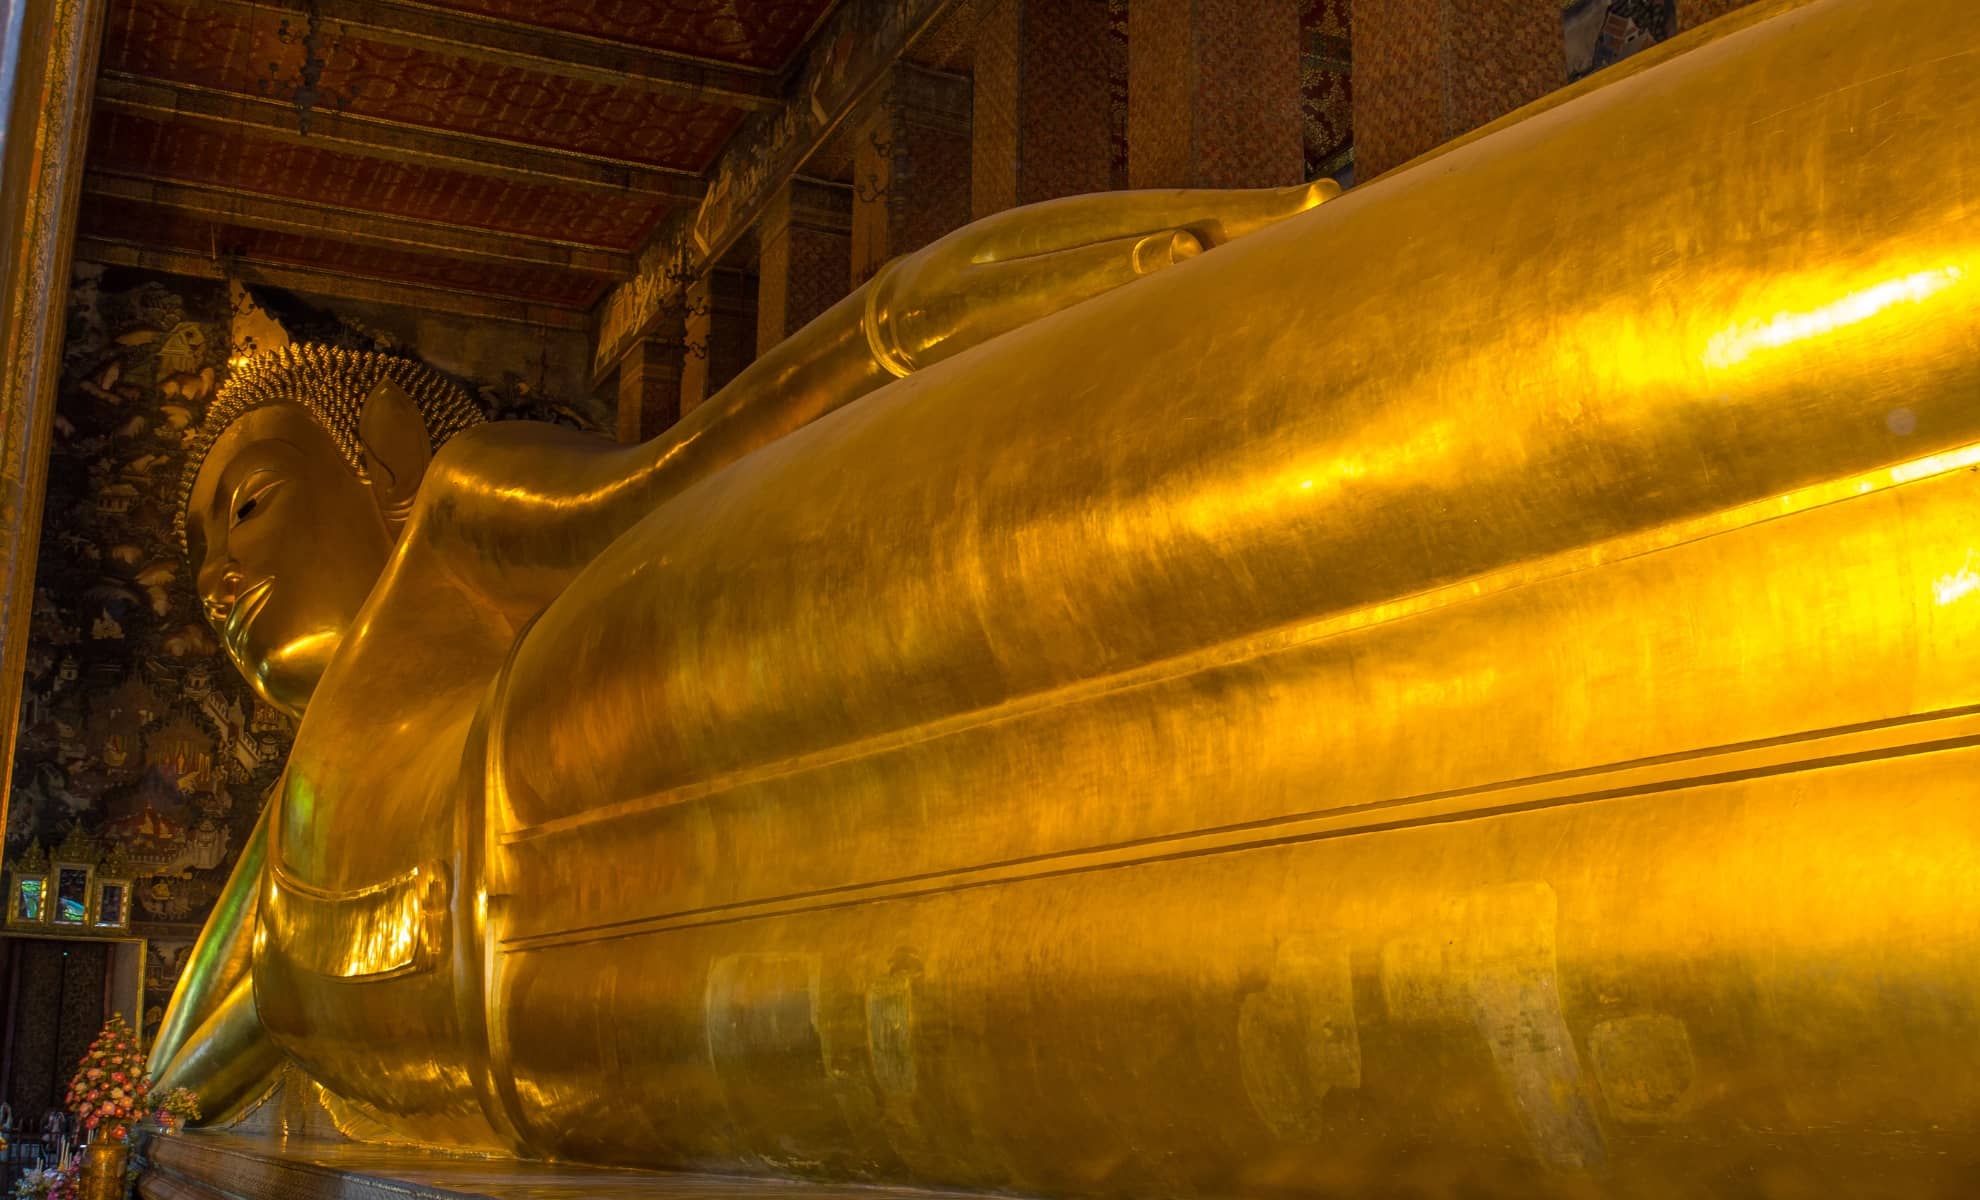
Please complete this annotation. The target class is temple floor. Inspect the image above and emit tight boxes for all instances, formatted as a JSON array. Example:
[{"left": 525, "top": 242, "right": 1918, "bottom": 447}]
[{"left": 139, "top": 1133, "right": 983, "bottom": 1200}]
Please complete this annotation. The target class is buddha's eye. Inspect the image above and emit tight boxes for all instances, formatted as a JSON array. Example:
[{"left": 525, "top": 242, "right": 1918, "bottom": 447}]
[{"left": 230, "top": 476, "right": 278, "bottom": 527}]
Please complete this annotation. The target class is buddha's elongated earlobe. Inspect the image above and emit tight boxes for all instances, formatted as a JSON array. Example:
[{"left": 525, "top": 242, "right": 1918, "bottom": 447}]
[{"left": 358, "top": 378, "right": 433, "bottom": 537}]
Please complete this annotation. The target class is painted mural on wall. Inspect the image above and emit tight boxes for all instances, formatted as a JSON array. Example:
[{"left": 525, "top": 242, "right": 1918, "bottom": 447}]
[
  {"left": 7, "top": 263, "right": 597, "bottom": 1043},
  {"left": 8, "top": 268, "right": 257, "bottom": 944},
  {"left": 1563, "top": 0, "right": 1678, "bottom": 81}
]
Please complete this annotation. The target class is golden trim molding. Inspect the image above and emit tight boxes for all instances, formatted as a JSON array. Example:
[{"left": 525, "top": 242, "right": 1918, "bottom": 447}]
[{"left": 0, "top": 0, "right": 108, "bottom": 849}]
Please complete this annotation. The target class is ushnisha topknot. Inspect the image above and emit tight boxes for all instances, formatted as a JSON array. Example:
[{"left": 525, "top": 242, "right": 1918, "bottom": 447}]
[{"left": 175, "top": 343, "right": 485, "bottom": 557}]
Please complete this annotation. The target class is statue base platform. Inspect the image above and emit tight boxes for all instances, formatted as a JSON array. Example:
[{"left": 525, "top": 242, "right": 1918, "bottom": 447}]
[{"left": 139, "top": 1133, "right": 978, "bottom": 1200}]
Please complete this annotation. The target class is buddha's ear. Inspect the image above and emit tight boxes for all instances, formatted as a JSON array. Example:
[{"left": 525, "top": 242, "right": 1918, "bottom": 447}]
[{"left": 358, "top": 378, "right": 431, "bottom": 534}]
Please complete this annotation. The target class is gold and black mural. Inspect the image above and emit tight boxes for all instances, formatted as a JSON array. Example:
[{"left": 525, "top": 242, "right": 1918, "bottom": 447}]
[
  {"left": 5, "top": 263, "right": 598, "bottom": 1042},
  {"left": 1564, "top": 0, "right": 1679, "bottom": 80}
]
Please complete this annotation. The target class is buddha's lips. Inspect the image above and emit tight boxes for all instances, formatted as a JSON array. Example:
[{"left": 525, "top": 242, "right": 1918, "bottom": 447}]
[{"left": 223, "top": 577, "right": 273, "bottom": 652}]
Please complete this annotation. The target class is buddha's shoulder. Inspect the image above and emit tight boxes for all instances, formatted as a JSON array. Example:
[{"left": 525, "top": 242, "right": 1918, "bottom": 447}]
[{"left": 427, "top": 417, "right": 622, "bottom": 488}]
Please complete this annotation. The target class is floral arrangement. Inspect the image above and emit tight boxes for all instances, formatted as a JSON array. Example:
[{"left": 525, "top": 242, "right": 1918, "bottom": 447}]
[
  {"left": 10, "top": 1166, "right": 76, "bottom": 1200},
  {"left": 64, "top": 1014, "right": 151, "bottom": 1142},
  {"left": 155, "top": 1087, "right": 201, "bottom": 1131}
]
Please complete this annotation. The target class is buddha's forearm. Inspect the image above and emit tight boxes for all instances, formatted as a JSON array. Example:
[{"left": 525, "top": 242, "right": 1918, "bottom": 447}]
[
  {"left": 151, "top": 973, "right": 282, "bottom": 1126},
  {"left": 411, "top": 184, "right": 1305, "bottom": 614},
  {"left": 659, "top": 282, "right": 895, "bottom": 486},
  {"left": 148, "top": 801, "right": 267, "bottom": 1080}
]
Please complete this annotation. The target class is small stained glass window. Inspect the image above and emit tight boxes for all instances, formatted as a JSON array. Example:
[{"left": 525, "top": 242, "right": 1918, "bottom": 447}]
[
  {"left": 95, "top": 882, "right": 127, "bottom": 928},
  {"left": 14, "top": 877, "right": 43, "bottom": 922},
  {"left": 54, "top": 867, "right": 89, "bottom": 925}
]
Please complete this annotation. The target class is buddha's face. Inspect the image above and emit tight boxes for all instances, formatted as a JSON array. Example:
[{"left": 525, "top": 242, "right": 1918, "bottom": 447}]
[{"left": 187, "top": 404, "right": 393, "bottom": 718}]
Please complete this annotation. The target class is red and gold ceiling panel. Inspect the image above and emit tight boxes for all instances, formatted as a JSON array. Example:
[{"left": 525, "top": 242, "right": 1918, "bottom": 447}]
[
  {"left": 80, "top": 195, "right": 608, "bottom": 308},
  {"left": 88, "top": 110, "right": 671, "bottom": 250},
  {"left": 415, "top": 0, "right": 835, "bottom": 69},
  {"left": 103, "top": 0, "right": 747, "bottom": 170}
]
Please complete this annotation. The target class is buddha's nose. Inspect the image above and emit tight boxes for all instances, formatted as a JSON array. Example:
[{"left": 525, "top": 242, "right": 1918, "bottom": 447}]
[{"left": 199, "top": 560, "right": 245, "bottom": 625}]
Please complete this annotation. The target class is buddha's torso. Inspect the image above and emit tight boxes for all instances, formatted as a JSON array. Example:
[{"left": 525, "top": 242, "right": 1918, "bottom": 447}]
[{"left": 252, "top": 557, "right": 519, "bottom": 1149}]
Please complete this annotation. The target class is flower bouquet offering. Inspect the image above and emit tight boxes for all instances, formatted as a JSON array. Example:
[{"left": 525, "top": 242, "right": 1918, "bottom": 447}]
[
  {"left": 10, "top": 1164, "right": 77, "bottom": 1200},
  {"left": 65, "top": 1014, "right": 151, "bottom": 1143},
  {"left": 155, "top": 1087, "right": 200, "bottom": 1133}
]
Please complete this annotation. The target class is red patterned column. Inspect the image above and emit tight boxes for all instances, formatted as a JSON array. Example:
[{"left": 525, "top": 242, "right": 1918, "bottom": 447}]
[
  {"left": 1128, "top": 0, "right": 1304, "bottom": 190},
  {"left": 756, "top": 178, "right": 852, "bottom": 356},
  {"left": 1352, "top": 0, "right": 1568, "bottom": 179},
  {"left": 614, "top": 333, "right": 683, "bottom": 443},
  {"left": 972, "top": 0, "right": 1114, "bottom": 218},
  {"left": 1678, "top": 0, "right": 1761, "bottom": 30},
  {"left": 680, "top": 268, "right": 757, "bottom": 418},
  {"left": 852, "top": 64, "right": 973, "bottom": 287}
]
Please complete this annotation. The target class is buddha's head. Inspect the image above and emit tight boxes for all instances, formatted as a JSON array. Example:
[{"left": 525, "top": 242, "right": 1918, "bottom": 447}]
[{"left": 177, "top": 345, "right": 483, "bottom": 718}]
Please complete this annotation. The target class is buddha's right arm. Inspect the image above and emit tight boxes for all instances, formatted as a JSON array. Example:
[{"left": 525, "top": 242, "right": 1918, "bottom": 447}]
[
  {"left": 149, "top": 973, "right": 283, "bottom": 1125},
  {"left": 413, "top": 184, "right": 1332, "bottom": 619},
  {"left": 148, "top": 799, "right": 265, "bottom": 1070}
]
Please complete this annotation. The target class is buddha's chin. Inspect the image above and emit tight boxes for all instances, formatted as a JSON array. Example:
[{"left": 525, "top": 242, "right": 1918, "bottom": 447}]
[{"left": 245, "top": 632, "right": 345, "bottom": 720}]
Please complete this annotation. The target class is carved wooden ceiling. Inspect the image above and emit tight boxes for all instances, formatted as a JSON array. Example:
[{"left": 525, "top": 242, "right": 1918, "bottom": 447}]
[{"left": 78, "top": 0, "right": 840, "bottom": 328}]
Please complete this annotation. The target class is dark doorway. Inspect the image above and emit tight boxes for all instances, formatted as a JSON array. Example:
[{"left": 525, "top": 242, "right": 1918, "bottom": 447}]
[{"left": 0, "top": 938, "right": 110, "bottom": 1128}]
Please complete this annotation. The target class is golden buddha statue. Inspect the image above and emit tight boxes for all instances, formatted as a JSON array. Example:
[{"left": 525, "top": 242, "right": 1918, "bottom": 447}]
[{"left": 151, "top": 0, "right": 1980, "bottom": 1194}]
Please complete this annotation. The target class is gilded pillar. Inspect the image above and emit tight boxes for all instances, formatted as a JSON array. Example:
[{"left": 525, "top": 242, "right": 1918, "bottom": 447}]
[
  {"left": 0, "top": 0, "right": 107, "bottom": 838},
  {"left": 755, "top": 179, "right": 852, "bottom": 356},
  {"left": 679, "top": 268, "right": 758, "bottom": 418},
  {"left": 1127, "top": 0, "right": 1305, "bottom": 189},
  {"left": 971, "top": 0, "right": 1114, "bottom": 218},
  {"left": 615, "top": 332, "right": 686, "bottom": 444},
  {"left": 1352, "top": 0, "right": 1568, "bottom": 178},
  {"left": 850, "top": 65, "right": 973, "bottom": 288}
]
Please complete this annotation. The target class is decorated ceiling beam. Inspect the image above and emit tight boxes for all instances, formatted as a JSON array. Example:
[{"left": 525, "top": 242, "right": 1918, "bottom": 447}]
[
  {"left": 84, "top": 171, "right": 635, "bottom": 278},
  {"left": 94, "top": 73, "right": 706, "bottom": 202},
  {"left": 76, "top": 237, "right": 593, "bottom": 331},
  {"left": 197, "top": 0, "right": 782, "bottom": 112},
  {"left": 591, "top": 0, "right": 965, "bottom": 383}
]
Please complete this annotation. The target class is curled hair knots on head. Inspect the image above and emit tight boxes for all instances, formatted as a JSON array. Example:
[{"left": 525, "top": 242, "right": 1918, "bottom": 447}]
[{"left": 174, "top": 344, "right": 485, "bottom": 557}]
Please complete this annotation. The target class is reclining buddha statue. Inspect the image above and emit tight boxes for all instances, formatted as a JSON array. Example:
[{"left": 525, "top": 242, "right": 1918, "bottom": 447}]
[{"left": 149, "top": 0, "right": 1980, "bottom": 1194}]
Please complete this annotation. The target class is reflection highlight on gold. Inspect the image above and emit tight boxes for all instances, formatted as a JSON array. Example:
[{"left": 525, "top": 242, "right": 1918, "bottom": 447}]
[{"left": 1702, "top": 263, "right": 1969, "bottom": 370}]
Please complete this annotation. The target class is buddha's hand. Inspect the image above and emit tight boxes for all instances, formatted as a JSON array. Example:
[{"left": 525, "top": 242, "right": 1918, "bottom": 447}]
[{"left": 864, "top": 180, "right": 1338, "bottom": 377}]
